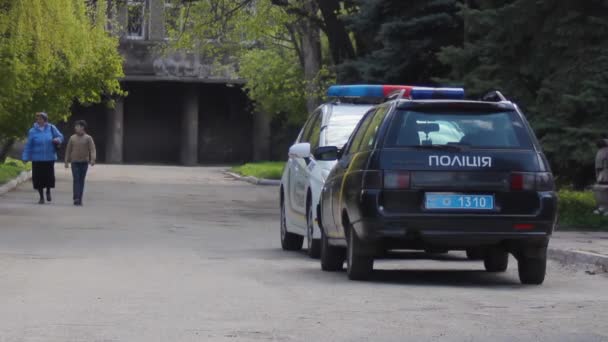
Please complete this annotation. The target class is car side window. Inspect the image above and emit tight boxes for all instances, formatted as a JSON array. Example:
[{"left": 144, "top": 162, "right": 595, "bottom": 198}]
[
  {"left": 345, "top": 109, "right": 376, "bottom": 155},
  {"left": 300, "top": 110, "right": 321, "bottom": 143},
  {"left": 358, "top": 105, "right": 390, "bottom": 152},
  {"left": 308, "top": 111, "right": 323, "bottom": 151}
]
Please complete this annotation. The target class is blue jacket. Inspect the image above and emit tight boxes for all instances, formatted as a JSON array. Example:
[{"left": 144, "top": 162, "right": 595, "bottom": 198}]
[{"left": 22, "top": 123, "right": 64, "bottom": 162}]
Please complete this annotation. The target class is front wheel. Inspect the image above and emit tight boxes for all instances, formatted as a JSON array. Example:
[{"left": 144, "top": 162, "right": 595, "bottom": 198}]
[
  {"left": 280, "top": 198, "right": 303, "bottom": 251},
  {"left": 518, "top": 248, "right": 547, "bottom": 285},
  {"left": 306, "top": 204, "right": 321, "bottom": 258},
  {"left": 466, "top": 248, "right": 484, "bottom": 260},
  {"left": 346, "top": 225, "right": 373, "bottom": 280},
  {"left": 320, "top": 228, "right": 345, "bottom": 271},
  {"left": 484, "top": 249, "right": 509, "bottom": 272}
]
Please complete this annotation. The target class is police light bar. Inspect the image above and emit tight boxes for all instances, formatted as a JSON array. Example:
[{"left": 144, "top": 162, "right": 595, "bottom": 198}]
[{"left": 327, "top": 85, "right": 465, "bottom": 100}]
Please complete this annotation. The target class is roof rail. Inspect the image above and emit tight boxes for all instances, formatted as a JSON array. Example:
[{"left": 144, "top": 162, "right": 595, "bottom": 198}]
[{"left": 481, "top": 90, "right": 508, "bottom": 102}]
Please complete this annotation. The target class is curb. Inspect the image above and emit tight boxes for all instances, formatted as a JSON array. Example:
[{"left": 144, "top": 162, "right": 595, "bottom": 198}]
[
  {"left": 548, "top": 247, "right": 608, "bottom": 272},
  {"left": 224, "top": 171, "right": 281, "bottom": 186},
  {"left": 0, "top": 170, "right": 32, "bottom": 196}
]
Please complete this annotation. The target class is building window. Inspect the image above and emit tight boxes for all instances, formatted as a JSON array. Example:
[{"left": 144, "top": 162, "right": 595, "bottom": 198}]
[{"left": 127, "top": 0, "right": 146, "bottom": 39}]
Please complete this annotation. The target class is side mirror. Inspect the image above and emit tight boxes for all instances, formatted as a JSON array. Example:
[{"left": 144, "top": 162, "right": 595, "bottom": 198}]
[
  {"left": 289, "top": 143, "right": 311, "bottom": 159},
  {"left": 314, "top": 146, "right": 339, "bottom": 161}
]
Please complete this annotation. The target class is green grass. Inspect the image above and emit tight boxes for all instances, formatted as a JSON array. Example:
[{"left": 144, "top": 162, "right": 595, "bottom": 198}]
[
  {"left": 558, "top": 190, "right": 608, "bottom": 230},
  {"left": 0, "top": 157, "right": 30, "bottom": 185},
  {"left": 230, "top": 161, "right": 285, "bottom": 180}
]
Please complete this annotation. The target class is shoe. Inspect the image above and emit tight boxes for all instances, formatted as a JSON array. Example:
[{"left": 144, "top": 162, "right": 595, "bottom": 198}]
[
  {"left": 38, "top": 198, "right": 45, "bottom": 205},
  {"left": 75, "top": 200, "right": 82, "bottom": 206},
  {"left": 46, "top": 190, "right": 52, "bottom": 202}
]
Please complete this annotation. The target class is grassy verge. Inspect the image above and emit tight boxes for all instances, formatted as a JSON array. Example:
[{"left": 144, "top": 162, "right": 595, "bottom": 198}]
[
  {"left": 558, "top": 190, "right": 608, "bottom": 230},
  {"left": 0, "top": 157, "right": 31, "bottom": 185},
  {"left": 230, "top": 161, "right": 285, "bottom": 180}
]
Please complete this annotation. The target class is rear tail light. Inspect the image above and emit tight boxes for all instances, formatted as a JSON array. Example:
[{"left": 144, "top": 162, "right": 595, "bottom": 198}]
[
  {"left": 510, "top": 172, "right": 554, "bottom": 191},
  {"left": 384, "top": 171, "right": 411, "bottom": 189}
]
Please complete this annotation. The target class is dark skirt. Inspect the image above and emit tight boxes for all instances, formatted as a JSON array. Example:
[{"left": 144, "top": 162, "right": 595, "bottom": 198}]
[{"left": 32, "top": 161, "right": 56, "bottom": 190}]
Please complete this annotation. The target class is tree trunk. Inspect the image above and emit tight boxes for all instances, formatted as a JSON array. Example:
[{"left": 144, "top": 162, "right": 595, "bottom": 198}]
[
  {"left": 315, "top": 0, "right": 355, "bottom": 65},
  {"left": 0, "top": 137, "right": 16, "bottom": 163},
  {"left": 301, "top": 0, "right": 322, "bottom": 113}
]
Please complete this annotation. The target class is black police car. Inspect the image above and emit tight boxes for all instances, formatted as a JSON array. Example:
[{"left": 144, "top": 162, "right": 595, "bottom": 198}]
[{"left": 316, "top": 85, "right": 557, "bottom": 284}]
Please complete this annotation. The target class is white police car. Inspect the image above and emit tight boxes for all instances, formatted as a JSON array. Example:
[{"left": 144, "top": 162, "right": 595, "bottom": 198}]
[{"left": 280, "top": 87, "right": 379, "bottom": 257}]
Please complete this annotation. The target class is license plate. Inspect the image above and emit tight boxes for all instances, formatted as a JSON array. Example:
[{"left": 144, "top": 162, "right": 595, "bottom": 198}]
[{"left": 425, "top": 193, "right": 494, "bottom": 210}]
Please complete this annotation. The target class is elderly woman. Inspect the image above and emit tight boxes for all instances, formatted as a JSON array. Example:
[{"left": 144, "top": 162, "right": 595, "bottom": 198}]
[{"left": 22, "top": 112, "right": 64, "bottom": 204}]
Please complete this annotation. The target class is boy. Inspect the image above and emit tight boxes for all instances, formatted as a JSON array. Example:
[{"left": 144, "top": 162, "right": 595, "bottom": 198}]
[{"left": 65, "top": 120, "right": 96, "bottom": 206}]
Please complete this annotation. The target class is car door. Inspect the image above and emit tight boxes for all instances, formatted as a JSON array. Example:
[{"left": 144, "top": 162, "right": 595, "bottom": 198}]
[
  {"left": 290, "top": 110, "right": 322, "bottom": 225},
  {"left": 326, "top": 109, "right": 376, "bottom": 237},
  {"left": 287, "top": 113, "right": 315, "bottom": 222},
  {"left": 337, "top": 105, "right": 391, "bottom": 236}
]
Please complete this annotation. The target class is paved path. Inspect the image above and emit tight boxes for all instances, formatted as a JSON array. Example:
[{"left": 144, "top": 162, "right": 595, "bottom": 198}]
[
  {"left": 551, "top": 231, "right": 608, "bottom": 258},
  {"left": 0, "top": 165, "right": 607, "bottom": 342}
]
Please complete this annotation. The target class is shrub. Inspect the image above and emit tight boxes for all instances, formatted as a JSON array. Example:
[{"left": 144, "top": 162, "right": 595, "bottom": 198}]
[
  {"left": 0, "top": 157, "right": 31, "bottom": 185},
  {"left": 558, "top": 190, "right": 608, "bottom": 230}
]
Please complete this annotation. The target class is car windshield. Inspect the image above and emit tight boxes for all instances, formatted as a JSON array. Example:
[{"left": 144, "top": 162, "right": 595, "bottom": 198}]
[
  {"left": 385, "top": 110, "right": 533, "bottom": 149},
  {"left": 325, "top": 106, "right": 372, "bottom": 147}
]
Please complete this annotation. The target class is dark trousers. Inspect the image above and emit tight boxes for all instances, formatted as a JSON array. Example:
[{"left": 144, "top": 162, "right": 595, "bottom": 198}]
[{"left": 71, "top": 162, "right": 89, "bottom": 201}]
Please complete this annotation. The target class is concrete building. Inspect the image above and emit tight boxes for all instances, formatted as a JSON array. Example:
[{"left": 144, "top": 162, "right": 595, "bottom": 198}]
[{"left": 65, "top": 0, "right": 271, "bottom": 165}]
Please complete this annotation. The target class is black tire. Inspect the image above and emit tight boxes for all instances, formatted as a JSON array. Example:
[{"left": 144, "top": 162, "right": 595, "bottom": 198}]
[
  {"left": 466, "top": 248, "right": 484, "bottom": 260},
  {"left": 306, "top": 202, "right": 321, "bottom": 258},
  {"left": 320, "top": 228, "right": 345, "bottom": 271},
  {"left": 484, "top": 249, "right": 509, "bottom": 272},
  {"left": 280, "top": 198, "right": 303, "bottom": 251},
  {"left": 518, "top": 250, "right": 547, "bottom": 285},
  {"left": 346, "top": 225, "right": 374, "bottom": 280}
]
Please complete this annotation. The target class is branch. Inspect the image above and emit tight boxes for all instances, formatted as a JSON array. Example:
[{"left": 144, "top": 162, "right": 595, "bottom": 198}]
[{"left": 270, "top": 0, "right": 326, "bottom": 29}]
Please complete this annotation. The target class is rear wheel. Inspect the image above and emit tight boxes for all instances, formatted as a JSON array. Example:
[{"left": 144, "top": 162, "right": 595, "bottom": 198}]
[
  {"left": 518, "top": 248, "right": 547, "bottom": 285},
  {"left": 484, "top": 249, "right": 509, "bottom": 272},
  {"left": 346, "top": 225, "right": 374, "bottom": 281},
  {"left": 466, "top": 248, "right": 485, "bottom": 260},
  {"left": 320, "top": 228, "right": 345, "bottom": 271},
  {"left": 280, "top": 198, "right": 303, "bottom": 251},
  {"left": 306, "top": 203, "right": 321, "bottom": 258}
]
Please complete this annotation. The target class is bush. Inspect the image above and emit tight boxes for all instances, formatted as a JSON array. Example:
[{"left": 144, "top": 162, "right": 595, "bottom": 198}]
[
  {"left": 558, "top": 190, "right": 608, "bottom": 230},
  {"left": 0, "top": 157, "right": 30, "bottom": 185}
]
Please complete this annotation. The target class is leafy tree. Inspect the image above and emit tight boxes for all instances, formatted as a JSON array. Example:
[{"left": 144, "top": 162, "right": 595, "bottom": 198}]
[
  {"left": 438, "top": 0, "right": 608, "bottom": 187},
  {"left": 0, "top": 0, "right": 124, "bottom": 160},
  {"left": 166, "top": 0, "right": 334, "bottom": 123},
  {"left": 339, "top": 0, "right": 463, "bottom": 84}
]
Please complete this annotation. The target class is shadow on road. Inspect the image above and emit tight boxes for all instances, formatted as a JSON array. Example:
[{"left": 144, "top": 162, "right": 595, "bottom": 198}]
[
  {"left": 367, "top": 269, "right": 520, "bottom": 287},
  {"left": 281, "top": 250, "right": 522, "bottom": 288}
]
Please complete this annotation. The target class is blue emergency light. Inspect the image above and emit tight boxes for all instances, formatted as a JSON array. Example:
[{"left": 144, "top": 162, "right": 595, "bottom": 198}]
[{"left": 327, "top": 85, "right": 465, "bottom": 100}]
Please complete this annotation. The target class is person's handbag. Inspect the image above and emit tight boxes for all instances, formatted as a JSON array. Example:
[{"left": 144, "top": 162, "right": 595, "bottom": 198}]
[{"left": 50, "top": 124, "right": 61, "bottom": 153}]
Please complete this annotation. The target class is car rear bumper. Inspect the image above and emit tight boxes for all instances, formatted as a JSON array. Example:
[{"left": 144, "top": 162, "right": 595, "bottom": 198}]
[
  {"left": 347, "top": 189, "right": 556, "bottom": 249},
  {"left": 351, "top": 217, "right": 554, "bottom": 248}
]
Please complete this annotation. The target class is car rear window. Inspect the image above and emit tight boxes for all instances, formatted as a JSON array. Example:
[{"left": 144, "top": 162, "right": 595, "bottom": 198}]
[
  {"left": 385, "top": 110, "right": 533, "bottom": 149},
  {"left": 325, "top": 106, "right": 372, "bottom": 147}
]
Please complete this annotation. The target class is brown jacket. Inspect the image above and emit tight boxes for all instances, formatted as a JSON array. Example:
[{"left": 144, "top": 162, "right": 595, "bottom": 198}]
[{"left": 65, "top": 134, "right": 96, "bottom": 164}]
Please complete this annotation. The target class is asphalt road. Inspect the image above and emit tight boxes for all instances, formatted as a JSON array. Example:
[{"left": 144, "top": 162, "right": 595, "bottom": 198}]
[{"left": 0, "top": 165, "right": 606, "bottom": 342}]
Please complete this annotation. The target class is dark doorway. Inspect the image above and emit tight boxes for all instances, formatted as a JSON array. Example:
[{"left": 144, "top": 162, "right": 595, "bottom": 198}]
[{"left": 123, "top": 82, "right": 183, "bottom": 164}]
